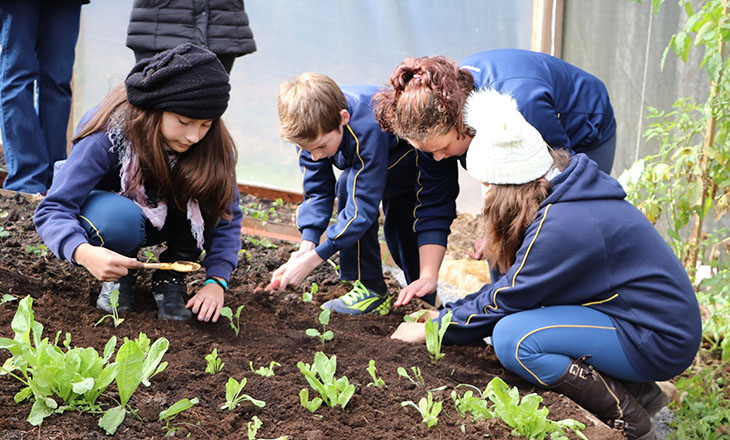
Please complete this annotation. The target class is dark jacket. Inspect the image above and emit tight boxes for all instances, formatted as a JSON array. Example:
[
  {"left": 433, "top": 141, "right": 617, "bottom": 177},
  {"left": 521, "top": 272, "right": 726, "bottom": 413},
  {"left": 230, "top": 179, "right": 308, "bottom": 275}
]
[
  {"left": 126, "top": 0, "right": 256, "bottom": 57},
  {"left": 461, "top": 49, "right": 616, "bottom": 153},
  {"left": 296, "top": 85, "right": 404, "bottom": 261},
  {"left": 34, "top": 109, "right": 243, "bottom": 282},
  {"left": 439, "top": 154, "right": 701, "bottom": 381}
]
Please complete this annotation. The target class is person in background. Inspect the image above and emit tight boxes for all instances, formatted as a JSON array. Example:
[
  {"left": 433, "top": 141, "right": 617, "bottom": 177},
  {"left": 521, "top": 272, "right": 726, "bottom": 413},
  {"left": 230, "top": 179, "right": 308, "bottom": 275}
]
[
  {"left": 266, "top": 72, "right": 430, "bottom": 314},
  {"left": 0, "top": 0, "right": 88, "bottom": 194},
  {"left": 390, "top": 88, "right": 700, "bottom": 440},
  {"left": 373, "top": 50, "right": 616, "bottom": 302},
  {"left": 34, "top": 44, "right": 242, "bottom": 323},
  {"left": 126, "top": 0, "right": 256, "bottom": 73}
]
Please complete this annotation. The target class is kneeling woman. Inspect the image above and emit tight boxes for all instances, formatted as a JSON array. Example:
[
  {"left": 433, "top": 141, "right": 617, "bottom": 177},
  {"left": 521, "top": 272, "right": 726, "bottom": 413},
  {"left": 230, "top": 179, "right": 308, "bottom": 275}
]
[
  {"left": 391, "top": 89, "right": 701, "bottom": 440},
  {"left": 34, "top": 44, "right": 242, "bottom": 323}
]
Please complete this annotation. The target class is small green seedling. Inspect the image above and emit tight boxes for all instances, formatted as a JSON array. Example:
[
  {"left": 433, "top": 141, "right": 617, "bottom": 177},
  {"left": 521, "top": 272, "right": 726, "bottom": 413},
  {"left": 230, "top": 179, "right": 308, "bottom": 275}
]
[
  {"left": 397, "top": 366, "right": 425, "bottom": 387},
  {"left": 302, "top": 282, "right": 318, "bottom": 303},
  {"left": 403, "top": 310, "right": 429, "bottom": 322},
  {"left": 401, "top": 391, "right": 442, "bottom": 428},
  {"left": 0, "top": 226, "right": 10, "bottom": 238},
  {"left": 250, "top": 361, "right": 280, "bottom": 377},
  {"left": 219, "top": 305, "right": 244, "bottom": 337},
  {"left": 239, "top": 248, "right": 252, "bottom": 260},
  {"left": 451, "top": 384, "right": 494, "bottom": 421},
  {"left": 221, "top": 377, "right": 266, "bottom": 410},
  {"left": 246, "top": 236, "right": 277, "bottom": 249},
  {"left": 1, "top": 293, "right": 18, "bottom": 305},
  {"left": 305, "top": 308, "right": 334, "bottom": 345},
  {"left": 205, "top": 348, "right": 224, "bottom": 374},
  {"left": 366, "top": 360, "right": 386, "bottom": 387},
  {"left": 425, "top": 310, "right": 452, "bottom": 362},
  {"left": 142, "top": 250, "right": 158, "bottom": 262},
  {"left": 297, "top": 351, "right": 356, "bottom": 412},
  {"left": 25, "top": 244, "right": 48, "bottom": 257},
  {"left": 94, "top": 289, "right": 125, "bottom": 328},
  {"left": 159, "top": 397, "right": 199, "bottom": 436}
]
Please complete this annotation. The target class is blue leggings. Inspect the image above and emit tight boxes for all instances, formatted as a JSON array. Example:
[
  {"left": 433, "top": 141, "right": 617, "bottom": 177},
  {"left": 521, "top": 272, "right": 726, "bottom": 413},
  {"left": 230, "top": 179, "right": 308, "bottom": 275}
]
[{"left": 492, "top": 305, "right": 645, "bottom": 387}]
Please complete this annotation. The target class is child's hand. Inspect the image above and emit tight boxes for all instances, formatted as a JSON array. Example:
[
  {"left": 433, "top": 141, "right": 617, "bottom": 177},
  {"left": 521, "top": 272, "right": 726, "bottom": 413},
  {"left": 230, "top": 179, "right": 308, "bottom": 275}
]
[
  {"left": 186, "top": 283, "right": 224, "bottom": 322},
  {"left": 395, "top": 276, "right": 438, "bottom": 306},
  {"left": 269, "top": 250, "right": 323, "bottom": 290},
  {"left": 73, "top": 243, "right": 142, "bottom": 281},
  {"left": 391, "top": 322, "right": 427, "bottom": 343}
]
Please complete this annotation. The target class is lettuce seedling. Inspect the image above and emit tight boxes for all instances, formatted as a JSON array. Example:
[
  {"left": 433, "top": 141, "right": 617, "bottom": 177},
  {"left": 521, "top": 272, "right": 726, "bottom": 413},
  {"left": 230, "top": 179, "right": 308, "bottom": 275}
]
[
  {"left": 305, "top": 309, "right": 333, "bottom": 345},
  {"left": 451, "top": 384, "right": 494, "bottom": 421},
  {"left": 397, "top": 366, "right": 425, "bottom": 387},
  {"left": 297, "top": 351, "right": 355, "bottom": 412},
  {"left": 219, "top": 305, "right": 244, "bottom": 337},
  {"left": 94, "top": 289, "right": 125, "bottom": 328},
  {"left": 302, "top": 282, "right": 318, "bottom": 303},
  {"left": 250, "top": 360, "right": 280, "bottom": 377},
  {"left": 485, "top": 377, "right": 587, "bottom": 440},
  {"left": 221, "top": 377, "right": 266, "bottom": 410},
  {"left": 99, "top": 333, "right": 169, "bottom": 435},
  {"left": 248, "top": 415, "right": 263, "bottom": 440},
  {"left": 403, "top": 310, "right": 428, "bottom": 322},
  {"left": 205, "top": 348, "right": 224, "bottom": 374},
  {"left": 1, "top": 293, "right": 18, "bottom": 305},
  {"left": 159, "top": 397, "right": 198, "bottom": 436},
  {"left": 401, "top": 391, "right": 442, "bottom": 428},
  {"left": 366, "top": 360, "right": 385, "bottom": 387},
  {"left": 425, "top": 310, "right": 452, "bottom": 362}
]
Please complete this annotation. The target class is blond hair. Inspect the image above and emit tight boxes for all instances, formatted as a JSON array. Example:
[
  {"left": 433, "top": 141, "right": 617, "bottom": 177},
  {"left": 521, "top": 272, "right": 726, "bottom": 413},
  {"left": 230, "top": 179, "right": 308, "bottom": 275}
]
[{"left": 277, "top": 73, "right": 347, "bottom": 144}]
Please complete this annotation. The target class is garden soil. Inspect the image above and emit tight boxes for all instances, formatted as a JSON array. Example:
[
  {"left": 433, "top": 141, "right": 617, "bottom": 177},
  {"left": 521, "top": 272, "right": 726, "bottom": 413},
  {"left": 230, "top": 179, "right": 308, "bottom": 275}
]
[{"left": 0, "top": 189, "right": 623, "bottom": 440}]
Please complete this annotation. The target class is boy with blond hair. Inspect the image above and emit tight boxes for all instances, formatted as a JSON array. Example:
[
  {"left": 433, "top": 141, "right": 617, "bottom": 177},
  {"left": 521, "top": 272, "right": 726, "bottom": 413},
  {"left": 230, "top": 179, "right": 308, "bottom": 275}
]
[{"left": 267, "top": 72, "right": 431, "bottom": 314}]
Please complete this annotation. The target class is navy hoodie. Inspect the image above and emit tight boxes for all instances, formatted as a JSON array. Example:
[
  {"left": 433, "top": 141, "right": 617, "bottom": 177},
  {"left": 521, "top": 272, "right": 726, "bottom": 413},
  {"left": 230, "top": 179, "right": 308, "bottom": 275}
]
[{"left": 440, "top": 155, "right": 701, "bottom": 380}]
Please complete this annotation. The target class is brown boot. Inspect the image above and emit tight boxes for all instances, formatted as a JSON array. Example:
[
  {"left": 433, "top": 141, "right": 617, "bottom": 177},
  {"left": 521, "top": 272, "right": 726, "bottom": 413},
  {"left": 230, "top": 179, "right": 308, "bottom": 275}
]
[
  {"left": 551, "top": 357, "right": 656, "bottom": 440},
  {"left": 621, "top": 381, "right": 670, "bottom": 417}
]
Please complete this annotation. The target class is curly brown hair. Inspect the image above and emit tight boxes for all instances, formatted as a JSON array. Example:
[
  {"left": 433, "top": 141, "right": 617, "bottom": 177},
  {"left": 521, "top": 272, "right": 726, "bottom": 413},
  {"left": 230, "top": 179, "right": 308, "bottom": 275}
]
[
  {"left": 482, "top": 149, "right": 571, "bottom": 273},
  {"left": 72, "top": 84, "right": 238, "bottom": 221},
  {"left": 372, "top": 56, "right": 474, "bottom": 142}
]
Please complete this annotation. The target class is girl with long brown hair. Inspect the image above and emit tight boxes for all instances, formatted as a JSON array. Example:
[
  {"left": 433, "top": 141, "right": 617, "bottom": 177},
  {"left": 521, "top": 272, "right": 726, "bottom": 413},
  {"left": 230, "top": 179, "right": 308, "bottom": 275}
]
[
  {"left": 34, "top": 43, "right": 242, "bottom": 323},
  {"left": 390, "top": 89, "right": 699, "bottom": 440}
]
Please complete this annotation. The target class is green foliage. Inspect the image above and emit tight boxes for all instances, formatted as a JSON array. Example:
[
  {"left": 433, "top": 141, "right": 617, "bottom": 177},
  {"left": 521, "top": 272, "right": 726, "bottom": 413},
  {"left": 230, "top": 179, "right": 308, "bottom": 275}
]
[
  {"left": 250, "top": 361, "right": 280, "bottom": 377},
  {"left": 1, "top": 293, "right": 18, "bottom": 305},
  {"left": 142, "top": 250, "right": 158, "bottom": 263},
  {"left": 302, "top": 282, "right": 318, "bottom": 303},
  {"left": 451, "top": 384, "right": 494, "bottom": 421},
  {"left": 204, "top": 348, "right": 224, "bottom": 374},
  {"left": 425, "top": 310, "right": 452, "bottom": 362},
  {"left": 669, "top": 365, "right": 730, "bottom": 439},
  {"left": 397, "top": 365, "right": 425, "bottom": 387},
  {"left": 24, "top": 244, "right": 48, "bottom": 257},
  {"left": 247, "top": 416, "right": 263, "bottom": 440},
  {"left": 93, "top": 289, "right": 125, "bottom": 328},
  {"left": 0, "top": 226, "right": 11, "bottom": 238},
  {"left": 403, "top": 310, "right": 428, "bottom": 322},
  {"left": 221, "top": 377, "right": 266, "bottom": 410},
  {"left": 305, "top": 309, "right": 334, "bottom": 345},
  {"left": 297, "top": 351, "right": 356, "bottom": 412},
  {"left": 159, "top": 397, "right": 198, "bottom": 436},
  {"left": 241, "top": 200, "right": 280, "bottom": 225},
  {"left": 219, "top": 305, "right": 244, "bottom": 337},
  {"left": 246, "top": 236, "right": 277, "bottom": 249},
  {"left": 401, "top": 391, "right": 443, "bottom": 428},
  {"left": 485, "top": 377, "right": 586, "bottom": 440},
  {"left": 365, "top": 359, "right": 386, "bottom": 388}
]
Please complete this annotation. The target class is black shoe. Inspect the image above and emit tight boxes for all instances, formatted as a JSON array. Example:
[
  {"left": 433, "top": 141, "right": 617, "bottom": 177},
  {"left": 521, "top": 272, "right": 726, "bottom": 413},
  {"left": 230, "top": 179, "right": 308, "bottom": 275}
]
[
  {"left": 152, "top": 273, "right": 192, "bottom": 321},
  {"left": 97, "top": 273, "right": 135, "bottom": 312}
]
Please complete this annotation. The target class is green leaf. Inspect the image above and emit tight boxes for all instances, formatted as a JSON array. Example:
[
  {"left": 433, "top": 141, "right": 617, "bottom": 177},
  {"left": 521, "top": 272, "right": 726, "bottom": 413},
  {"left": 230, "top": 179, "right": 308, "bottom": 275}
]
[
  {"left": 141, "top": 338, "right": 169, "bottom": 386},
  {"left": 219, "top": 307, "right": 232, "bottom": 319},
  {"left": 72, "top": 377, "right": 95, "bottom": 394},
  {"left": 98, "top": 405, "right": 126, "bottom": 435},
  {"left": 28, "top": 397, "right": 56, "bottom": 426},
  {"left": 159, "top": 397, "right": 199, "bottom": 421},
  {"left": 305, "top": 328, "right": 320, "bottom": 338},
  {"left": 115, "top": 339, "right": 144, "bottom": 407}
]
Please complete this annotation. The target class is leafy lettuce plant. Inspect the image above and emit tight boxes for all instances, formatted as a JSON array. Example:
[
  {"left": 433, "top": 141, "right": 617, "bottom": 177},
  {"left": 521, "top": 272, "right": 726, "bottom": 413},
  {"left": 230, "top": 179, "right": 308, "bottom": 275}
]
[
  {"left": 221, "top": 377, "right": 266, "bottom": 410},
  {"left": 205, "top": 348, "right": 224, "bottom": 374},
  {"left": 401, "top": 391, "right": 443, "bottom": 428},
  {"left": 397, "top": 366, "right": 425, "bottom": 387},
  {"left": 305, "top": 309, "right": 333, "bottom": 345},
  {"left": 451, "top": 384, "right": 494, "bottom": 421},
  {"left": 302, "top": 282, "right": 318, "bottom": 303},
  {"left": 365, "top": 359, "right": 385, "bottom": 387},
  {"left": 250, "top": 360, "right": 280, "bottom": 377},
  {"left": 220, "top": 305, "right": 244, "bottom": 337},
  {"left": 425, "top": 310, "right": 452, "bottom": 362},
  {"left": 297, "top": 351, "right": 356, "bottom": 412}
]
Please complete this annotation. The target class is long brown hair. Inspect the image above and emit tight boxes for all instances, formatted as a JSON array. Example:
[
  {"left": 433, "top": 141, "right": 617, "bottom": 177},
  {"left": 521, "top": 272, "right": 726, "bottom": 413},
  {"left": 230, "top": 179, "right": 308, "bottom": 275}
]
[
  {"left": 72, "top": 84, "right": 237, "bottom": 220},
  {"left": 482, "top": 149, "right": 571, "bottom": 273},
  {"left": 372, "top": 56, "right": 474, "bottom": 142}
]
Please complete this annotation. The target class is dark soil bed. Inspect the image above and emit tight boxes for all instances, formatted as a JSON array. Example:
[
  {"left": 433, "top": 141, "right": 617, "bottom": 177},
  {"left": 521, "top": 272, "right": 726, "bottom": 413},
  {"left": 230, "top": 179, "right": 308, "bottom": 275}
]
[{"left": 0, "top": 189, "right": 622, "bottom": 439}]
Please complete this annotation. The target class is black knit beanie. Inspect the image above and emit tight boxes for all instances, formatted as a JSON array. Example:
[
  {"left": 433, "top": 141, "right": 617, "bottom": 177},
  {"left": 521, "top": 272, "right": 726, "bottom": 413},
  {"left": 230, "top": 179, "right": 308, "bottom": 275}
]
[{"left": 125, "top": 43, "right": 230, "bottom": 119}]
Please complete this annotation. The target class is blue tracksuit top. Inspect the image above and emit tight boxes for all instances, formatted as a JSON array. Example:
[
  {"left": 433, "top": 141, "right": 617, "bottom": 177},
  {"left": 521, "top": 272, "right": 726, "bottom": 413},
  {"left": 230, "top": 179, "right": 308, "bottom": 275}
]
[
  {"left": 34, "top": 109, "right": 243, "bottom": 282},
  {"left": 296, "top": 85, "right": 403, "bottom": 261},
  {"left": 461, "top": 49, "right": 616, "bottom": 153},
  {"left": 439, "top": 154, "right": 701, "bottom": 380}
]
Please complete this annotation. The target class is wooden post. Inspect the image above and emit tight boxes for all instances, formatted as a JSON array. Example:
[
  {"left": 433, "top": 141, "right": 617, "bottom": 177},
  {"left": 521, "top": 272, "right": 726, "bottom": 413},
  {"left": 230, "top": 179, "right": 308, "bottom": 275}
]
[{"left": 532, "top": 0, "right": 564, "bottom": 57}]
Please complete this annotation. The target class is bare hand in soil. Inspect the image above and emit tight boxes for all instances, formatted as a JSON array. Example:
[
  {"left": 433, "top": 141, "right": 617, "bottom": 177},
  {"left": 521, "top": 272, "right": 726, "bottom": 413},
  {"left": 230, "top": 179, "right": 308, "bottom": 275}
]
[
  {"left": 186, "top": 283, "right": 224, "bottom": 322},
  {"left": 391, "top": 321, "right": 427, "bottom": 343},
  {"left": 466, "top": 237, "right": 486, "bottom": 260},
  {"left": 73, "top": 243, "right": 143, "bottom": 281},
  {"left": 395, "top": 276, "right": 438, "bottom": 306},
  {"left": 268, "top": 249, "right": 323, "bottom": 290}
]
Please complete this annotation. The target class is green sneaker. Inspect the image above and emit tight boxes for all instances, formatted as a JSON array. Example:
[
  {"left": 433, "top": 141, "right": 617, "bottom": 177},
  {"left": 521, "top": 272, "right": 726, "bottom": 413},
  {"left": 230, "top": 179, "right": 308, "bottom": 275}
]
[{"left": 321, "top": 281, "right": 390, "bottom": 315}]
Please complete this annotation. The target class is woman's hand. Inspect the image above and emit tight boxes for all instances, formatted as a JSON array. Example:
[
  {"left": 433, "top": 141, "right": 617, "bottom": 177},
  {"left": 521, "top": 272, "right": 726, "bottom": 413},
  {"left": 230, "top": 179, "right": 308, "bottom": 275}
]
[
  {"left": 186, "top": 282, "right": 224, "bottom": 322},
  {"left": 73, "top": 243, "right": 142, "bottom": 281},
  {"left": 395, "top": 276, "right": 438, "bottom": 306}
]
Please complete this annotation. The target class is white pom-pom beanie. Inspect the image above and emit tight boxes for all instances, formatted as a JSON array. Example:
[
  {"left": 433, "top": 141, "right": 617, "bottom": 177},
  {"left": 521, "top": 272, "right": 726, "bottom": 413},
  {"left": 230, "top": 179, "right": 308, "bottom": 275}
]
[{"left": 464, "top": 88, "right": 554, "bottom": 185}]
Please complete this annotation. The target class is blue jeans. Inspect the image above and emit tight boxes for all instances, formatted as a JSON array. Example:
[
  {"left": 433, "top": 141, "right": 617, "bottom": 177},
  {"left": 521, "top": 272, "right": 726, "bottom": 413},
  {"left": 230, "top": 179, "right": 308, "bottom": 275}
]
[
  {"left": 0, "top": 0, "right": 81, "bottom": 193},
  {"left": 492, "top": 305, "right": 645, "bottom": 387},
  {"left": 79, "top": 191, "right": 203, "bottom": 263}
]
